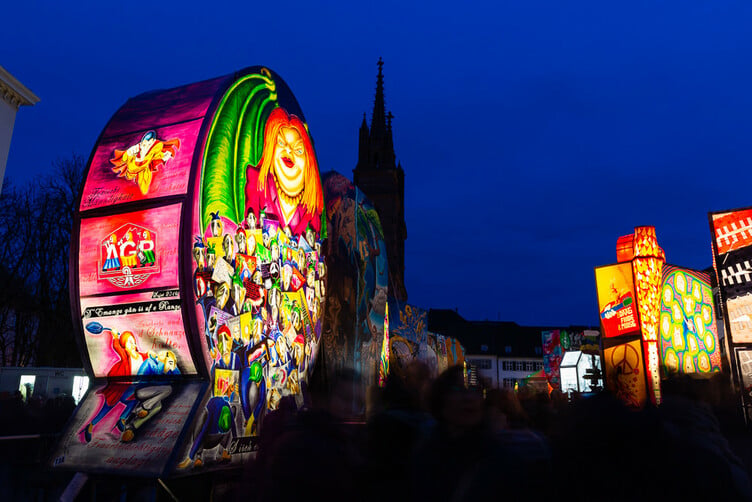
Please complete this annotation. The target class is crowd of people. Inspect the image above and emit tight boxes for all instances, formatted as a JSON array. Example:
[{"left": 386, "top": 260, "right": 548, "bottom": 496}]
[
  {"left": 0, "top": 391, "right": 75, "bottom": 436},
  {"left": 231, "top": 363, "right": 752, "bottom": 502},
  {"left": 2, "top": 365, "right": 752, "bottom": 501}
]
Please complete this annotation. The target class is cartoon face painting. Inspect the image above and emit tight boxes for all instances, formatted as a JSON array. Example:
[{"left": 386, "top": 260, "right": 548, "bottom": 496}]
[
  {"left": 273, "top": 126, "right": 306, "bottom": 200},
  {"left": 244, "top": 107, "right": 323, "bottom": 237}
]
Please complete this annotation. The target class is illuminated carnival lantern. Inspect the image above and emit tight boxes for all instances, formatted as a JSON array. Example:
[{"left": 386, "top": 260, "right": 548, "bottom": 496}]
[
  {"left": 596, "top": 227, "right": 664, "bottom": 407},
  {"left": 53, "top": 67, "right": 327, "bottom": 476},
  {"left": 596, "top": 226, "right": 721, "bottom": 408},
  {"left": 709, "top": 207, "right": 752, "bottom": 424}
]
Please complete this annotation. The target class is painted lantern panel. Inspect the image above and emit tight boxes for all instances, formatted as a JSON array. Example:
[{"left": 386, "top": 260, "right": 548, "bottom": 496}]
[
  {"left": 79, "top": 204, "right": 181, "bottom": 296},
  {"left": 79, "top": 76, "right": 223, "bottom": 211},
  {"left": 320, "top": 172, "right": 389, "bottom": 395},
  {"left": 711, "top": 209, "right": 752, "bottom": 344},
  {"left": 595, "top": 263, "right": 640, "bottom": 338},
  {"left": 604, "top": 339, "right": 647, "bottom": 409},
  {"left": 659, "top": 265, "right": 721, "bottom": 374},
  {"left": 178, "top": 69, "right": 327, "bottom": 471},
  {"left": 81, "top": 289, "right": 196, "bottom": 377}
]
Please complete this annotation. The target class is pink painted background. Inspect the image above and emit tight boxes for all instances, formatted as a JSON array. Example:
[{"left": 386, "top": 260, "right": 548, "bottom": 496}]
[
  {"left": 79, "top": 120, "right": 202, "bottom": 211},
  {"left": 80, "top": 290, "right": 196, "bottom": 377},
  {"left": 101, "top": 76, "right": 224, "bottom": 138},
  {"left": 79, "top": 203, "right": 181, "bottom": 297}
]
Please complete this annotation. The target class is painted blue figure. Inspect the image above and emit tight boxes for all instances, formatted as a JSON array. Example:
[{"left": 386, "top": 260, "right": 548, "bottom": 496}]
[
  {"left": 240, "top": 341, "right": 269, "bottom": 435},
  {"left": 177, "top": 396, "right": 237, "bottom": 469},
  {"left": 120, "top": 351, "right": 181, "bottom": 442}
]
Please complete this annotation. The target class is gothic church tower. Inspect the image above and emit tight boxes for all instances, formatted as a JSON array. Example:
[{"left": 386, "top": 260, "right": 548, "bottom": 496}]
[{"left": 353, "top": 58, "right": 408, "bottom": 301}]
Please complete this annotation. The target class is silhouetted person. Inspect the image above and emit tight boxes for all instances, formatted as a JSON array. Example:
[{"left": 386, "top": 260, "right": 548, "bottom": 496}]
[
  {"left": 365, "top": 361, "right": 434, "bottom": 502},
  {"left": 657, "top": 374, "right": 752, "bottom": 501},
  {"left": 412, "top": 365, "right": 524, "bottom": 502},
  {"left": 247, "top": 369, "right": 365, "bottom": 502}
]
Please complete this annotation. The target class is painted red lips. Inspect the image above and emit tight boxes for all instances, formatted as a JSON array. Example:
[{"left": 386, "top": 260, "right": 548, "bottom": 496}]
[{"left": 282, "top": 156, "right": 294, "bottom": 168}]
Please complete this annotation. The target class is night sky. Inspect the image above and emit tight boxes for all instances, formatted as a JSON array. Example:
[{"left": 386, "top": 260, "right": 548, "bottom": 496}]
[{"left": 4, "top": 1, "right": 752, "bottom": 326}]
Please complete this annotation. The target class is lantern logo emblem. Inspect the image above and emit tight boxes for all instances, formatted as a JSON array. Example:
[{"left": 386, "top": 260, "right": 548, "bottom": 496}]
[{"left": 97, "top": 223, "right": 159, "bottom": 288}]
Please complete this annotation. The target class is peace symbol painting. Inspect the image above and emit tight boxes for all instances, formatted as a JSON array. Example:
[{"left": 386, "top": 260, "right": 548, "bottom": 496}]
[{"left": 604, "top": 339, "right": 647, "bottom": 408}]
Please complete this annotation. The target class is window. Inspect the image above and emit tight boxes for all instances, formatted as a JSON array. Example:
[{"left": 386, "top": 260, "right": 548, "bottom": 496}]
[
  {"left": 502, "top": 361, "right": 514, "bottom": 371},
  {"left": 514, "top": 361, "right": 525, "bottom": 371},
  {"left": 524, "top": 361, "right": 536, "bottom": 372},
  {"left": 502, "top": 378, "right": 517, "bottom": 389},
  {"left": 19, "top": 375, "right": 36, "bottom": 402},
  {"left": 535, "top": 362, "right": 543, "bottom": 371},
  {"left": 469, "top": 359, "right": 491, "bottom": 370},
  {"left": 72, "top": 376, "right": 90, "bottom": 405}
]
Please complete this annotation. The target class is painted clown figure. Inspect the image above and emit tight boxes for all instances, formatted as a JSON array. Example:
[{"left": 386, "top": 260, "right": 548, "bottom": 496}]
[
  {"left": 110, "top": 130, "right": 180, "bottom": 195},
  {"left": 244, "top": 107, "right": 323, "bottom": 238}
]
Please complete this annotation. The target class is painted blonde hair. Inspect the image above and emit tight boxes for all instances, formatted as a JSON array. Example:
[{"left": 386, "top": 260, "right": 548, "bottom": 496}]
[{"left": 256, "top": 107, "right": 323, "bottom": 219}]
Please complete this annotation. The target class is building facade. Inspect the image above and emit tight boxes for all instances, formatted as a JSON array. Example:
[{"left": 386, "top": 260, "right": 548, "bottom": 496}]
[
  {"left": 0, "top": 65, "right": 39, "bottom": 193},
  {"left": 428, "top": 309, "right": 597, "bottom": 390}
]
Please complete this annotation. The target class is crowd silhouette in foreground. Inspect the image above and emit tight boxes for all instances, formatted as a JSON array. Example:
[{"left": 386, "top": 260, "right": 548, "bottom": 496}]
[
  {"left": 1, "top": 365, "right": 752, "bottom": 501},
  {"left": 235, "top": 363, "right": 752, "bottom": 502},
  {"left": 0, "top": 391, "right": 76, "bottom": 436}
]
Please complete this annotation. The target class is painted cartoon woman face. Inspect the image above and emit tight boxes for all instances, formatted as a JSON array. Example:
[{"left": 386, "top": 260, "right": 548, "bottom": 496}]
[{"left": 273, "top": 126, "right": 306, "bottom": 197}]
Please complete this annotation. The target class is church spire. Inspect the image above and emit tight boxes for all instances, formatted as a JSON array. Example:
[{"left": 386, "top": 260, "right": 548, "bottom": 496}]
[
  {"left": 353, "top": 57, "right": 408, "bottom": 301},
  {"left": 371, "top": 57, "right": 387, "bottom": 143},
  {"left": 366, "top": 58, "right": 395, "bottom": 170}
]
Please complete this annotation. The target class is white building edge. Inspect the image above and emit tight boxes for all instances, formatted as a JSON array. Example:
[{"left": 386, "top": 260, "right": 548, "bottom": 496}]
[{"left": 0, "top": 65, "right": 39, "bottom": 193}]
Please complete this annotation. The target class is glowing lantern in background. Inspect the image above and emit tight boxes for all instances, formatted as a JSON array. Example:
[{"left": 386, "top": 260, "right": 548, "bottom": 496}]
[
  {"left": 379, "top": 302, "right": 390, "bottom": 387},
  {"left": 597, "top": 226, "right": 664, "bottom": 407},
  {"left": 630, "top": 226, "right": 665, "bottom": 405}
]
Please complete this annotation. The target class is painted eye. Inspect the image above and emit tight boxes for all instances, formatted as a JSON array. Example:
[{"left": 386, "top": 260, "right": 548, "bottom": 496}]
[
  {"left": 295, "top": 148, "right": 304, "bottom": 156},
  {"left": 277, "top": 137, "right": 285, "bottom": 147}
]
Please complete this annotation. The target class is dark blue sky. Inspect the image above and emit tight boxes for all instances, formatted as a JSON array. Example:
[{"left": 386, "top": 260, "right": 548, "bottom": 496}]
[{"left": 3, "top": 1, "right": 752, "bottom": 326}]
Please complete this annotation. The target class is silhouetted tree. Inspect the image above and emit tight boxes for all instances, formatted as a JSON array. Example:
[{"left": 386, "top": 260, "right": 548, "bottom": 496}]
[{"left": 0, "top": 155, "right": 84, "bottom": 367}]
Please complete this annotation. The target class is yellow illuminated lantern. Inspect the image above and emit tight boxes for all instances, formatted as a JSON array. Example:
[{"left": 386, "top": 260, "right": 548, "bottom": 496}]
[
  {"left": 597, "top": 226, "right": 664, "bottom": 407},
  {"left": 630, "top": 226, "right": 665, "bottom": 405}
]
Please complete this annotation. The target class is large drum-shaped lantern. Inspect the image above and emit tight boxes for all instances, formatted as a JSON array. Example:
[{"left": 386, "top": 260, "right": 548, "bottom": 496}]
[{"left": 67, "top": 67, "right": 326, "bottom": 474}]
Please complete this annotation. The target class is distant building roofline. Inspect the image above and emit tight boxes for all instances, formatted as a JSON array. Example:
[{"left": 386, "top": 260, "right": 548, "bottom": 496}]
[{"left": 0, "top": 65, "right": 40, "bottom": 108}]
